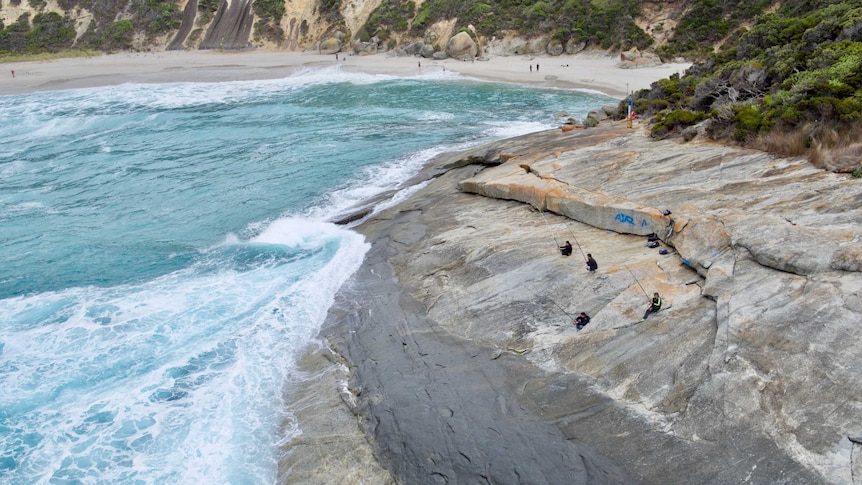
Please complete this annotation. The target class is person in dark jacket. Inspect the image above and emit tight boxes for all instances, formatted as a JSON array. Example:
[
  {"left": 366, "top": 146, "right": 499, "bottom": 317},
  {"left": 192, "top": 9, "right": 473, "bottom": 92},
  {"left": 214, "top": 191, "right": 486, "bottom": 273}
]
[
  {"left": 560, "top": 241, "right": 573, "bottom": 256},
  {"left": 641, "top": 292, "right": 662, "bottom": 321},
  {"left": 586, "top": 253, "right": 597, "bottom": 272},
  {"left": 575, "top": 312, "right": 590, "bottom": 330}
]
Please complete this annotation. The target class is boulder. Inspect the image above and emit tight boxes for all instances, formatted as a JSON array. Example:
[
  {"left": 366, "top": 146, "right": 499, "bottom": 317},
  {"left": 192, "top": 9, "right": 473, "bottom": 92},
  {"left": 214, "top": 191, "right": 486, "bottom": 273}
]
[
  {"left": 601, "top": 104, "right": 618, "bottom": 117},
  {"left": 587, "top": 109, "right": 609, "bottom": 121},
  {"left": 547, "top": 41, "right": 563, "bottom": 56},
  {"left": 404, "top": 41, "right": 424, "bottom": 56},
  {"left": 525, "top": 37, "right": 548, "bottom": 54},
  {"left": 433, "top": 51, "right": 449, "bottom": 60},
  {"left": 446, "top": 31, "right": 477, "bottom": 58},
  {"left": 565, "top": 38, "right": 586, "bottom": 54},
  {"left": 420, "top": 44, "right": 435, "bottom": 58},
  {"left": 317, "top": 37, "right": 341, "bottom": 55},
  {"left": 352, "top": 40, "right": 378, "bottom": 55}
]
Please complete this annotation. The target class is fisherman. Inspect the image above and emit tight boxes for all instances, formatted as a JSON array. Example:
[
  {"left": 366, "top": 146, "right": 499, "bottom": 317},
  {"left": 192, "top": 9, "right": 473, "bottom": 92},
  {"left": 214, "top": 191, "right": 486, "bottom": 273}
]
[
  {"left": 641, "top": 292, "right": 662, "bottom": 321},
  {"left": 560, "top": 241, "right": 573, "bottom": 256},
  {"left": 586, "top": 253, "right": 598, "bottom": 272},
  {"left": 575, "top": 312, "right": 590, "bottom": 330}
]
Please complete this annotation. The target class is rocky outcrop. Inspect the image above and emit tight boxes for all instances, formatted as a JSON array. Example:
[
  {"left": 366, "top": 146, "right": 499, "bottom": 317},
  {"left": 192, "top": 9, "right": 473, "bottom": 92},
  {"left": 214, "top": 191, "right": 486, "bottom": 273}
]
[
  {"left": 314, "top": 123, "right": 862, "bottom": 484},
  {"left": 618, "top": 48, "right": 662, "bottom": 68},
  {"left": 166, "top": 0, "right": 198, "bottom": 50},
  {"left": 446, "top": 31, "right": 477, "bottom": 59},
  {"left": 316, "top": 37, "right": 341, "bottom": 54},
  {"left": 199, "top": 0, "right": 254, "bottom": 50}
]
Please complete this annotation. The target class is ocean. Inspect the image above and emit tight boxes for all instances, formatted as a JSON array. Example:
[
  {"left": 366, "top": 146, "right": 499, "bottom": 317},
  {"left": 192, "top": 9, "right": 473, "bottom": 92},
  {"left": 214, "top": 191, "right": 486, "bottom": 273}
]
[{"left": 0, "top": 65, "right": 616, "bottom": 484}]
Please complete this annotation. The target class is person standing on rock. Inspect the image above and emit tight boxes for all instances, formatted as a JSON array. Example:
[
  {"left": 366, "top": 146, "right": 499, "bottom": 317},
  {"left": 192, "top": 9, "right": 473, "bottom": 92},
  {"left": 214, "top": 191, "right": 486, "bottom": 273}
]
[
  {"left": 586, "top": 253, "right": 598, "bottom": 272},
  {"left": 641, "top": 292, "right": 662, "bottom": 321},
  {"left": 560, "top": 241, "right": 573, "bottom": 256},
  {"left": 575, "top": 312, "right": 590, "bottom": 330}
]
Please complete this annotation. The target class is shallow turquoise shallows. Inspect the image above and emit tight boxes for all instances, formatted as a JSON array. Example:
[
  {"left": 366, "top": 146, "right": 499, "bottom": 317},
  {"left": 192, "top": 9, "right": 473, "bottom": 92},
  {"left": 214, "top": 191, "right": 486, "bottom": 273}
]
[{"left": 0, "top": 65, "right": 615, "bottom": 484}]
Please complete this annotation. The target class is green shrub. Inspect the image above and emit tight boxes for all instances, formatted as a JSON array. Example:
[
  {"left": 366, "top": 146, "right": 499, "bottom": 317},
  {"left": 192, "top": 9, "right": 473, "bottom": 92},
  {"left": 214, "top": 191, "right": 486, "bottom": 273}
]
[
  {"left": 651, "top": 109, "right": 706, "bottom": 138},
  {"left": 105, "top": 19, "right": 134, "bottom": 49},
  {"left": 25, "top": 12, "right": 75, "bottom": 52},
  {"left": 733, "top": 104, "right": 763, "bottom": 141},
  {"left": 0, "top": 13, "right": 31, "bottom": 53},
  {"left": 852, "top": 169, "right": 862, "bottom": 178},
  {"left": 198, "top": 0, "right": 218, "bottom": 13},
  {"left": 252, "top": 0, "right": 284, "bottom": 23},
  {"left": 318, "top": 0, "right": 342, "bottom": 22},
  {"left": 131, "top": 0, "right": 181, "bottom": 35},
  {"left": 362, "top": 0, "right": 415, "bottom": 37}
]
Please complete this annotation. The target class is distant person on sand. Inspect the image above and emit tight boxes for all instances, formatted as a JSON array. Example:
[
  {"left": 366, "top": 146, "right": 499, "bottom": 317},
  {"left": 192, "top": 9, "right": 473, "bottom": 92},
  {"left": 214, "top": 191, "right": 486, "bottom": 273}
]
[
  {"left": 530, "top": 65, "right": 532, "bottom": 72},
  {"left": 536, "top": 63, "right": 539, "bottom": 71},
  {"left": 10, "top": 70, "right": 14, "bottom": 78},
  {"left": 641, "top": 292, "right": 662, "bottom": 321},
  {"left": 335, "top": 53, "right": 338, "bottom": 60},
  {"left": 586, "top": 253, "right": 597, "bottom": 272},
  {"left": 560, "top": 241, "right": 572, "bottom": 256},
  {"left": 418, "top": 61, "right": 421, "bottom": 68},
  {"left": 575, "top": 312, "right": 590, "bottom": 330}
]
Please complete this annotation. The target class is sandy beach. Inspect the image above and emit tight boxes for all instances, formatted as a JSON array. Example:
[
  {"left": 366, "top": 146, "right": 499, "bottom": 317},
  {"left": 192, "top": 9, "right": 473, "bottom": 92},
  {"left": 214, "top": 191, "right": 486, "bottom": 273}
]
[{"left": 0, "top": 49, "right": 690, "bottom": 98}]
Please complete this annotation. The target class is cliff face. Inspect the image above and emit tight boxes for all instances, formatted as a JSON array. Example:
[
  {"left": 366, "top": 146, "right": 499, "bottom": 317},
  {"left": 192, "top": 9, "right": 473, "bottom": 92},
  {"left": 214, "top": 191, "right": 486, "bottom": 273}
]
[
  {"left": 0, "top": 0, "right": 692, "bottom": 54},
  {"left": 0, "top": 0, "right": 367, "bottom": 51},
  {"left": 309, "top": 122, "right": 862, "bottom": 483}
]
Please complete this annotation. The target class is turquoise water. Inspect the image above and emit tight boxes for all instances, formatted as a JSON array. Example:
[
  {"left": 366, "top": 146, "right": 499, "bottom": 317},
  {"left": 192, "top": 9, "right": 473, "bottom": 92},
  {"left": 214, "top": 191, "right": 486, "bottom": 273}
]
[{"left": 0, "top": 65, "right": 616, "bottom": 483}]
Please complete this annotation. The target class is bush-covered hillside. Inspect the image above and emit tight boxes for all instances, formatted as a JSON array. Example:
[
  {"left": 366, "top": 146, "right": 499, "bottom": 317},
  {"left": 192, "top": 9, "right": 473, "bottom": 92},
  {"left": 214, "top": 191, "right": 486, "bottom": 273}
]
[
  {"left": 359, "top": 0, "right": 656, "bottom": 51},
  {"left": 1, "top": 0, "right": 779, "bottom": 57},
  {"left": 632, "top": 0, "right": 862, "bottom": 173}
]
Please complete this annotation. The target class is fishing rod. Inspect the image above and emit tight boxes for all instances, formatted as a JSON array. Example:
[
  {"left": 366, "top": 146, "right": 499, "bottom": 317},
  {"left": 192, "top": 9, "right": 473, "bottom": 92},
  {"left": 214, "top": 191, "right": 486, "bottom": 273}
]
[
  {"left": 566, "top": 223, "right": 588, "bottom": 262},
  {"left": 625, "top": 264, "right": 650, "bottom": 300},
  {"left": 548, "top": 298, "right": 574, "bottom": 319},
  {"left": 538, "top": 209, "right": 561, "bottom": 250}
]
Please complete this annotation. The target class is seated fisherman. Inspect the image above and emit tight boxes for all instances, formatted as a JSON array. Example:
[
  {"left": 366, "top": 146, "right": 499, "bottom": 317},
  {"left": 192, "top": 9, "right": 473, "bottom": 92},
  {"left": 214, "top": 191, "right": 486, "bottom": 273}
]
[
  {"left": 575, "top": 312, "right": 590, "bottom": 330},
  {"left": 641, "top": 292, "right": 662, "bottom": 321}
]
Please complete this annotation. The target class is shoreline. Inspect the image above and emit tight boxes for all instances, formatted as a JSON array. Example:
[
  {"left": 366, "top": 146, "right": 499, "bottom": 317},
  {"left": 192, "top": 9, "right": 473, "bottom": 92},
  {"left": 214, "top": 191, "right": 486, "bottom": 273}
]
[
  {"left": 303, "top": 122, "right": 859, "bottom": 483},
  {"left": 0, "top": 49, "right": 690, "bottom": 98}
]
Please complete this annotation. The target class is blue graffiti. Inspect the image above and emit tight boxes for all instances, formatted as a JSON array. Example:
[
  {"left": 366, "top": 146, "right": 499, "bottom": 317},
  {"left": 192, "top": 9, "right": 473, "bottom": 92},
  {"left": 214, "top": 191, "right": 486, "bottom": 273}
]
[
  {"left": 642, "top": 220, "right": 648, "bottom": 227},
  {"left": 614, "top": 213, "right": 635, "bottom": 225}
]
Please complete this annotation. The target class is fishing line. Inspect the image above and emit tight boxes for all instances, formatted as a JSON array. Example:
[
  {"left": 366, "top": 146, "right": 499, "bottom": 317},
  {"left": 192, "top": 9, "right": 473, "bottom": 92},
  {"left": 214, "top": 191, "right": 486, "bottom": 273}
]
[
  {"left": 625, "top": 264, "right": 650, "bottom": 300},
  {"left": 566, "top": 223, "right": 588, "bottom": 262},
  {"left": 538, "top": 209, "right": 560, "bottom": 249},
  {"left": 548, "top": 298, "right": 574, "bottom": 319}
]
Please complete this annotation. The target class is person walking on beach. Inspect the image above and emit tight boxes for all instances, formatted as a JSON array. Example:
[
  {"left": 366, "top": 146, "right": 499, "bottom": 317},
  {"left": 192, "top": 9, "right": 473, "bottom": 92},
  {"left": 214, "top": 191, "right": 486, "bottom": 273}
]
[
  {"left": 641, "top": 292, "right": 662, "bottom": 321},
  {"left": 575, "top": 312, "right": 590, "bottom": 330},
  {"left": 10, "top": 70, "right": 14, "bottom": 78},
  {"left": 536, "top": 63, "right": 539, "bottom": 72},
  {"left": 586, "top": 253, "right": 597, "bottom": 272},
  {"left": 560, "top": 241, "right": 573, "bottom": 256},
  {"left": 530, "top": 64, "right": 532, "bottom": 72}
]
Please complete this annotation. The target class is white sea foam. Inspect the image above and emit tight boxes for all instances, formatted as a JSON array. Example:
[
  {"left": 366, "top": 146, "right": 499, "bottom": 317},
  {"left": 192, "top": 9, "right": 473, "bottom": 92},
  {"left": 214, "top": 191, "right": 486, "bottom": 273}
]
[
  {"left": 481, "top": 120, "right": 556, "bottom": 139},
  {"left": 0, "top": 69, "right": 615, "bottom": 484},
  {"left": 0, "top": 217, "right": 368, "bottom": 484}
]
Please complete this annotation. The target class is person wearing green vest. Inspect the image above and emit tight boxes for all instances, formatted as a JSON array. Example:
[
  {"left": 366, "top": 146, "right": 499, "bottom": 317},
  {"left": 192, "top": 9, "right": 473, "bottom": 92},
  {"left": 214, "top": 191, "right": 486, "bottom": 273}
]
[{"left": 641, "top": 292, "right": 662, "bottom": 321}]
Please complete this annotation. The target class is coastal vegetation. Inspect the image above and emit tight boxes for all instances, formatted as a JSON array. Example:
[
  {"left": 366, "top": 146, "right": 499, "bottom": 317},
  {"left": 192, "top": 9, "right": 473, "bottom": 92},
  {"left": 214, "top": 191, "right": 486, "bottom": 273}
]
[{"left": 631, "top": 0, "right": 862, "bottom": 172}]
